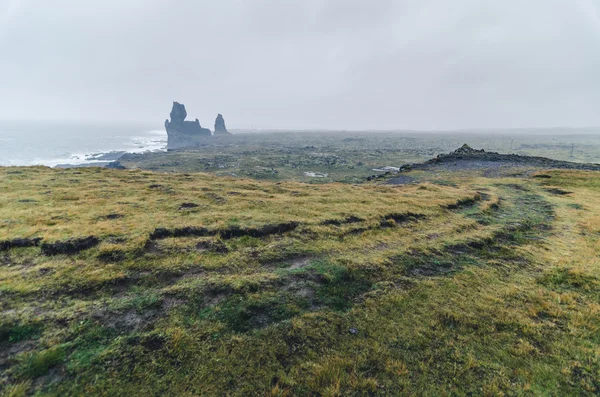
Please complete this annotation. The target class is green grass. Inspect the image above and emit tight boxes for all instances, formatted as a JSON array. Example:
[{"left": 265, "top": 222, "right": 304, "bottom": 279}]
[
  {"left": 0, "top": 165, "right": 599, "bottom": 395},
  {"left": 0, "top": 324, "right": 43, "bottom": 344},
  {"left": 18, "top": 346, "right": 66, "bottom": 379}
]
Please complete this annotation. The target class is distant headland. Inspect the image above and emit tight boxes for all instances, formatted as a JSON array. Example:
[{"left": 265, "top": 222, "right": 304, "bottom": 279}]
[{"left": 165, "top": 102, "right": 230, "bottom": 149}]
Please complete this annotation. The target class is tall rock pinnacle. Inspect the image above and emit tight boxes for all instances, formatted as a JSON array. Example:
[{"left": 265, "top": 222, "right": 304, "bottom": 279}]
[{"left": 214, "top": 114, "right": 231, "bottom": 135}]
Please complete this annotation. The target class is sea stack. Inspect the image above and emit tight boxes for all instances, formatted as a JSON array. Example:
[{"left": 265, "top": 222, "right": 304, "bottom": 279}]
[
  {"left": 165, "top": 102, "right": 211, "bottom": 149},
  {"left": 214, "top": 114, "right": 231, "bottom": 135}
]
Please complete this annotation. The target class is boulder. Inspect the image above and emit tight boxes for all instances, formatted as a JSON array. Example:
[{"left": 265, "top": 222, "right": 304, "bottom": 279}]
[{"left": 214, "top": 114, "right": 231, "bottom": 135}]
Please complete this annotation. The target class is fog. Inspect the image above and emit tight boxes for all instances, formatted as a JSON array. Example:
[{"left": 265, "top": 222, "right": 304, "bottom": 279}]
[{"left": 1, "top": 0, "right": 599, "bottom": 130}]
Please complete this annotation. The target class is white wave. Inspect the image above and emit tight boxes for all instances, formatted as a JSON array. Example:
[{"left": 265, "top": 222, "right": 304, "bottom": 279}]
[{"left": 25, "top": 130, "right": 168, "bottom": 167}]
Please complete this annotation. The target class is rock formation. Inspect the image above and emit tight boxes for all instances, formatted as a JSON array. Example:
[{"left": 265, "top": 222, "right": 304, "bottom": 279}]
[
  {"left": 214, "top": 114, "right": 230, "bottom": 135},
  {"left": 165, "top": 102, "right": 211, "bottom": 149},
  {"left": 394, "top": 144, "right": 600, "bottom": 175},
  {"left": 452, "top": 143, "right": 485, "bottom": 155}
]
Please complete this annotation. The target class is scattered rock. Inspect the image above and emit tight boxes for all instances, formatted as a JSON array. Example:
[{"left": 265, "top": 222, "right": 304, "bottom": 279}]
[
  {"left": 349, "top": 328, "right": 358, "bottom": 335},
  {"left": 41, "top": 236, "right": 100, "bottom": 256}
]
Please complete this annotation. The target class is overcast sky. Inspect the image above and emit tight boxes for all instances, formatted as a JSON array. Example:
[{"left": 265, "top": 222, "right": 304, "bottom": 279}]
[{"left": 1, "top": 0, "right": 599, "bottom": 130}]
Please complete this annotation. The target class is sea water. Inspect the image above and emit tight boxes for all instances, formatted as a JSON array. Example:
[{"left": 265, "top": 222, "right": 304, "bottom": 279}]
[{"left": 0, "top": 120, "right": 167, "bottom": 167}]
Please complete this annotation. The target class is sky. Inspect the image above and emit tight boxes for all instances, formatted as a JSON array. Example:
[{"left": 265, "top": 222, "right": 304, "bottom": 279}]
[{"left": 1, "top": 0, "right": 599, "bottom": 130}]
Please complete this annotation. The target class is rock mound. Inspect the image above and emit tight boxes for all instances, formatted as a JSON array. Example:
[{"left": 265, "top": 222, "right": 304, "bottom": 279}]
[{"left": 391, "top": 144, "right": 600, "bottom": 176}]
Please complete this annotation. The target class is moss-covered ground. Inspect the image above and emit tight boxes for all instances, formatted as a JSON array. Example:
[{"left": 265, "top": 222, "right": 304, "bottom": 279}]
[
  {"left": 1, "top": 166, "right": 599, "bottom": 396},
  {"left": 119, "top": 131, "right": 600, "bottom": 183}
]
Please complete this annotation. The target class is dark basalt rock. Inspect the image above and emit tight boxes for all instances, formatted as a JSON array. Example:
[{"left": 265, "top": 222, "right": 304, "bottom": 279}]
[
  {"left": 390, "top": 144, "right": 600, "bottom": 176},
  {"left": 214, "top": 114, "right": 231, "bottom": 135},
  {"left": 452, "top": 143, "right": 485, "bottom": 155},
  {"left": 429, "top": 144, "right": 600, "bottom": 169},
  {"left": 106, "top": 161, "right": 126, "bottom": 170},
  {"left": 165, "top": 102, "right": 212, "bottom": 149},
  {"left": 41, "top": 236, "right": 100, "bottom": 256}
]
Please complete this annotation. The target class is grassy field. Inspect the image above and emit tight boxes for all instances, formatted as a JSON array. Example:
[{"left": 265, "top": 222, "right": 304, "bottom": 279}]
[{"left": 1, "top": 164, "right": 599, "bottom": 396}]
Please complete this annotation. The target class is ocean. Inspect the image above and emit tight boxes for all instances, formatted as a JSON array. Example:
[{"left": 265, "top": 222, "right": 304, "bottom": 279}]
[{"left": 0, "top": 121, "right": 167, "bottom": 167}]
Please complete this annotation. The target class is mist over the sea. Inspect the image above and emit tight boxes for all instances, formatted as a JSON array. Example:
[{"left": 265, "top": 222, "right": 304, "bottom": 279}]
[{"left": 0, "top": 121, "right": 166, "bottom": 166}]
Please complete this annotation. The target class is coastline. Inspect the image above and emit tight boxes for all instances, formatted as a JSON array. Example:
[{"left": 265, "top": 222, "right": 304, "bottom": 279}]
[{"left": 0, "top": 123, "right": 167, "bottom": 168}]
